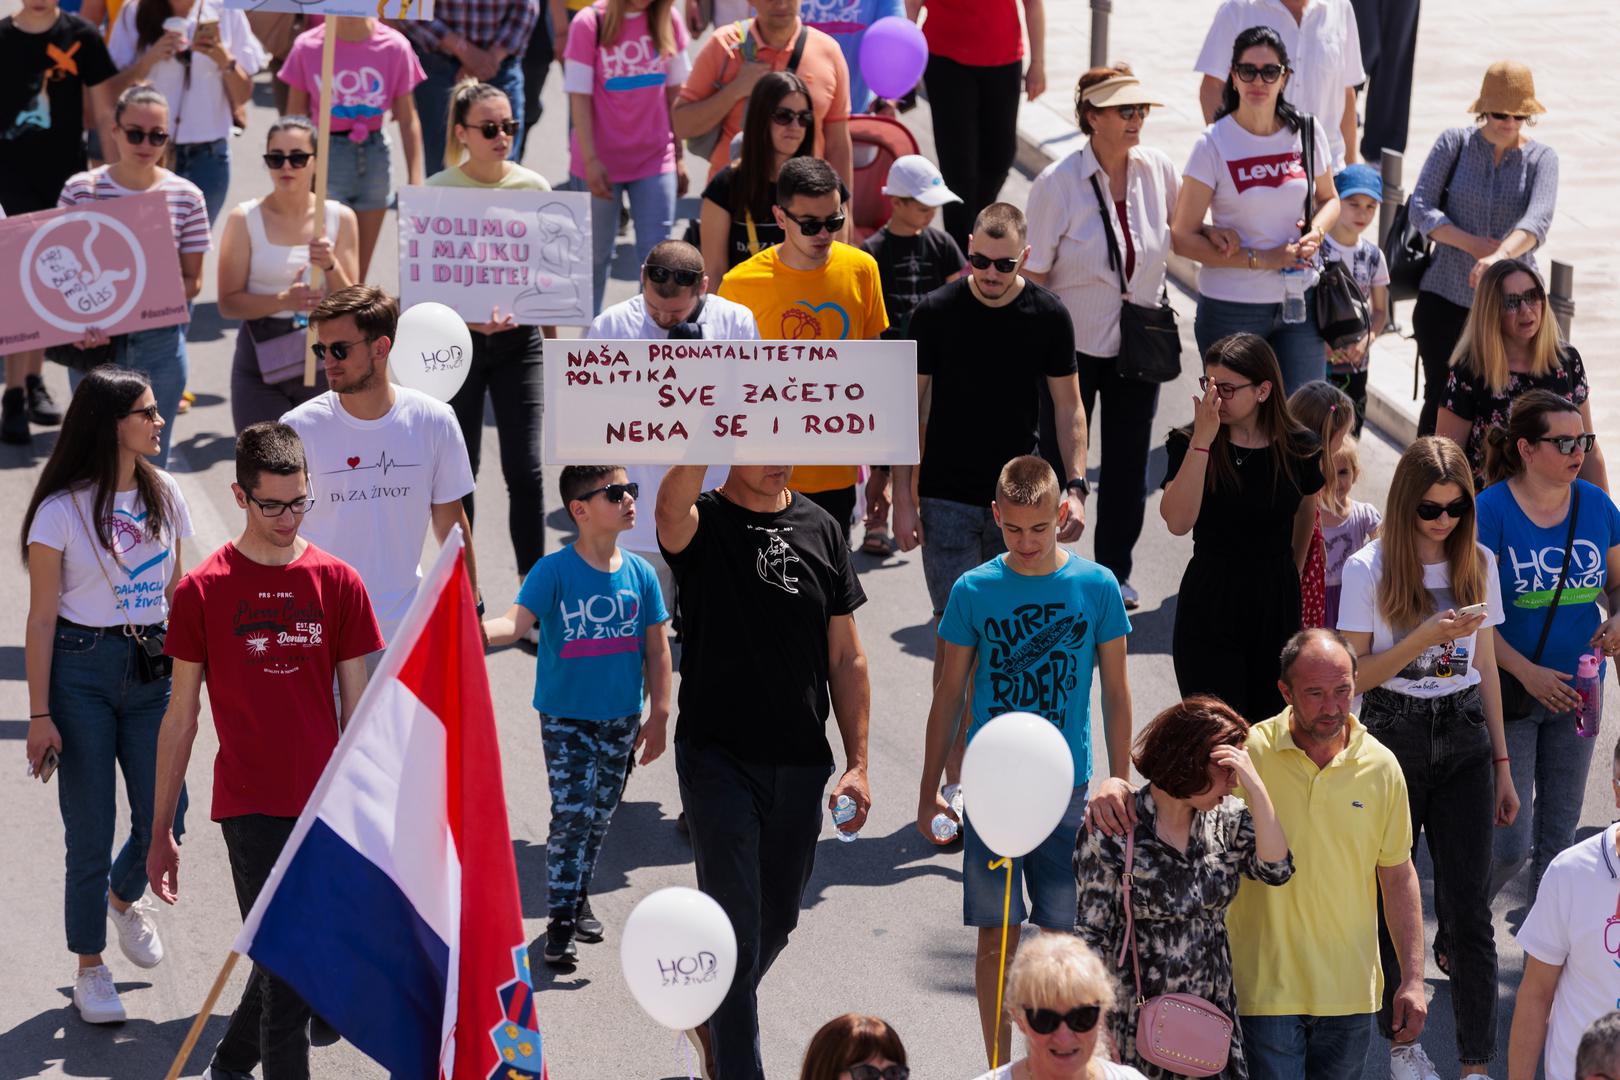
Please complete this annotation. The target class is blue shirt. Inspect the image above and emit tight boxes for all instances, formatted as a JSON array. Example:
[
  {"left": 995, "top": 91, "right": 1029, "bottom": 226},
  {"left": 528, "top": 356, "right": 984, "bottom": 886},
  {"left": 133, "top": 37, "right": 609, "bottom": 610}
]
[
  {"left": 938, "top": 552, "right": 1131, "bottom": 782},
  {"left": 1476, "top": 479, "right": 1620, "bottom": 676},
  {"left": 800, "top": 0, "right": 906, "bottom": 112},
  {"left": 514, "top": 545, "right": 669, "bottom": 720}
]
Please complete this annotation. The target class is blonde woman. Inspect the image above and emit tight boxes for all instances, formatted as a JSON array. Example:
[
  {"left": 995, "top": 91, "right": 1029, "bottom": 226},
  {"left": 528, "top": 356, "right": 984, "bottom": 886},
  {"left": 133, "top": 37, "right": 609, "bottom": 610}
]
[
  {"left": 1435, "top": 258, "right": 1606, "bottom": 491},
  {"left": 1337, "top": 436, "right": 1518, "bottom": 1080}
]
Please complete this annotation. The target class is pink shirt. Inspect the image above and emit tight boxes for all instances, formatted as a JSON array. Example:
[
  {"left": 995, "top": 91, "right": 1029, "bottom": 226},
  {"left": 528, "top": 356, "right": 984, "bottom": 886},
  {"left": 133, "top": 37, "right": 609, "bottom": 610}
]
[
  {"left": 563, "top": 4, "right": 691, "bottom": 183},
  {"left": 279, "top": 23, "right": 426, "bottom": 144}
]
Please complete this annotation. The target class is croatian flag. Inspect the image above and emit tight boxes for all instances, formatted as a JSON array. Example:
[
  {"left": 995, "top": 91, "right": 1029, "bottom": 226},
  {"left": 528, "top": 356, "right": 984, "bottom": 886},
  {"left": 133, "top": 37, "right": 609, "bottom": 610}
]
[{"left": 233, "top": 528, "right": 545, "bottom": 1079}]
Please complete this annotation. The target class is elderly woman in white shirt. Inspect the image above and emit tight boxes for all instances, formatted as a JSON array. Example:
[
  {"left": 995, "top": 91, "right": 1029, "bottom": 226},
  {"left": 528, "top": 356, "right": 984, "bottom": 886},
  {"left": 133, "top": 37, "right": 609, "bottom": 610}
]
[{"left": 1023, "top": 66, "right": 1178, "bottom": 611}]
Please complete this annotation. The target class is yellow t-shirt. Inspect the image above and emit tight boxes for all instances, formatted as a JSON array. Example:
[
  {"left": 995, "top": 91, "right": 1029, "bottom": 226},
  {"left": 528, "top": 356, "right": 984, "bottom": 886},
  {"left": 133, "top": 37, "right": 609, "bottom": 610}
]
[
  {"left": 425, "top": 163, "right": 552, "bottom": 191},
  {"left": 1226, "top": 709, "right": 1413, "bottom": 1017},
  {"left": 717, "top": 242, "right": 889, "bottom": 493}
]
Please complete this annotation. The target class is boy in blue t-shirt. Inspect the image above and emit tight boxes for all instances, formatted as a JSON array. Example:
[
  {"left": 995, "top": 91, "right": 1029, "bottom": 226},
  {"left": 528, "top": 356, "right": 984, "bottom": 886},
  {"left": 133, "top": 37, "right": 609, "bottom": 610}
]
[
  {"left": 914, "top": 454, "right": 1133, "bottom": 1064},
  {"left": 484, "top": 465, "right": 672, "bottom": 966}
]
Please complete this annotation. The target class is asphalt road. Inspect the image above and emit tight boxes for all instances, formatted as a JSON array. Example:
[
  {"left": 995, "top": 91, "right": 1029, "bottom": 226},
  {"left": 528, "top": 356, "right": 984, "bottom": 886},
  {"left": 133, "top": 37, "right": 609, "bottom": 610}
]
[{"left": 0, "top": 68, "right": 1613, "bottom": 1080}]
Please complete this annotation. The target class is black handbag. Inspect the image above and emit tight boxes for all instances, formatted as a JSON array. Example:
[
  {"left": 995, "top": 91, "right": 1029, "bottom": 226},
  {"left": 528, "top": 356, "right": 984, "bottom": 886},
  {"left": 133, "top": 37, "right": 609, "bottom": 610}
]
[
  {"left": 1385, "top": 135, "right": 1463, "bottom": 302},
  {"left": 1088, "top": 174, "right": 1181, "bottom": 383},
  {"left": 45, "top": 339, "right": 117, "bottom": 372},
  {"left": 1498, "top": 485, "right": 1580, "bottom": 720},
  {"left": 1300, "top": 118, "right": 1369, "bottom": 349}
]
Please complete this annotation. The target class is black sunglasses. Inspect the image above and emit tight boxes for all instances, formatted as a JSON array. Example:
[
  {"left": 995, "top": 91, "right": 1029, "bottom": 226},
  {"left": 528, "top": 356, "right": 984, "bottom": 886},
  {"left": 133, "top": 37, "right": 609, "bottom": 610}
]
[
  {"left": 1416, "top": 496, "right": 1472, "bottom": 521},
  {"left": 472, "top": 119, "right": 520, "bottom": 139},
  {"left": 575, "top": 481, "right": 639, "bottom": 504},
  {"left": 263, "top": 150, "right": 314, "bottom": 169},
  {"left": 968, "top": 252, "right": 1020, "bottom": 273},
  {"left": 311, "top": 338, "right": 372, "bottom": 363},
  {"left": 119, "top": 403, "right": 162, "bottom": 422},
  {"left": 848, "top": 1066, "right": 909, "bottom": 1080},
  {"left": 644, "top": 263, "right": 701, "bottom": 287},
  {"left": 123, "top": 126, "right": 169, "bottom": 147},
  {"left": 1488, "top": 112, "right": 1530, "bottom": 122},
  {"left": 1024, "top": 1005, "right": 1102, "bottom": 1035},
  {"left": 779, "top": 209, "right": 846, "bottom": 236},
  {"left": 771, "top": 106, "right": 814, "bottom": 129},
  {"left": 1534, "top": 433, "right": 1597, "bottom": 456},
  {"left": 1501, "top": 286, "right": 1545, "bottom": 312},
  {"left": 1233, "top": 62, "right": 1286, "bottom": 84}
]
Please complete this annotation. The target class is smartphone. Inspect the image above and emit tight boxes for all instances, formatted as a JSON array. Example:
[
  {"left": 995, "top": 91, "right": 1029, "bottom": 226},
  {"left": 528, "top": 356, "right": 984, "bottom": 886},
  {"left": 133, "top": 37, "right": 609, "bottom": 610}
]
[
  {"left": 36, "top": 746, "right": 58, "bottom": 784},
  {"left": 1455, "top": 603, "right": 1490, "bottom": 619},
  {"left": 194, "top": 20, "right": 219, "bottom": 47}
]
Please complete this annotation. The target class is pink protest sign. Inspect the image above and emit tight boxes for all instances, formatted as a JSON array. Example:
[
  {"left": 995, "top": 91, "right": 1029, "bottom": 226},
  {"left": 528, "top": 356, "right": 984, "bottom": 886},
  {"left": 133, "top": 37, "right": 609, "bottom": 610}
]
[{"left": 0, "top": 192, "right": 188, "bottom": 353}]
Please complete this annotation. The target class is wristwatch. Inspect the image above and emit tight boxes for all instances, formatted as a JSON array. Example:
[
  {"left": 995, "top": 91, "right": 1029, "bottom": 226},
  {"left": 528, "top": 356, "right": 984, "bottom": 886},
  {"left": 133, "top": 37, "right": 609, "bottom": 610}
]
[
  {"left": 1065, "top": 477, "right": 1092, "bottom": 498},
  {"left": 475, "top": 591, "right": 486, "bottom": 617}
]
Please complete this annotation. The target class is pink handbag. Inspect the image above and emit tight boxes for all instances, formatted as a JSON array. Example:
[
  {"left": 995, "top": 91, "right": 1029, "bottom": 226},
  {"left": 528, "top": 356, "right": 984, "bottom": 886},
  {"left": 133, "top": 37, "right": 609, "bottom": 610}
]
[{"left": 1118, "top": 828, "right": 1234, "bottom": 1077}]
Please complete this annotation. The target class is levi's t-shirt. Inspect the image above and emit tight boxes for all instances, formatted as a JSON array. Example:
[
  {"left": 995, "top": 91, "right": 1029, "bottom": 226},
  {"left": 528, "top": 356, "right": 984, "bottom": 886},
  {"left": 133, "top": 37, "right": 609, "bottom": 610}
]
[{"left": 563, "top": 4, "right": 691, "bottom": 183}]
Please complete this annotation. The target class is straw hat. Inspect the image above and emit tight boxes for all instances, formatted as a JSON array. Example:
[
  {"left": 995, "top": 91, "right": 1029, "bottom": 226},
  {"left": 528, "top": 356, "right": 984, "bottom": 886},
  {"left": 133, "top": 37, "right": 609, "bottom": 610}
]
[
  {"left": 1468, "top": 60, "right": 1546, "bottom": 116},
  {"left": 1079, "top": 74, "right": 1164, "bottom": 110}
]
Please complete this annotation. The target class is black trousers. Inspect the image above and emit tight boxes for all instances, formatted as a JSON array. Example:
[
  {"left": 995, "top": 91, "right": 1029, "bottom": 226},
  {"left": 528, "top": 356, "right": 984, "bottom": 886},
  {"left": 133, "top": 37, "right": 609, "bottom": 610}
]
[
  {"left": 802, "top": 485, "right": 856, "bottom": 546},
  {"left": 1412, "top": 290, "right": 1470, "bottom": 437},
  {"left": 213, "top": 815, "right": 311, "bottom": 1080},
  {"left": 1350, "top": 0, "right": 1421, "bottom": 160},
  {"left": 518, "top": 0, "right": 554, "bottom": 160},
  {"left": 923, "top": 54, "right": 1023, "bottom": 251},
  {"left": 449, "top": 326, "right": 546, "bottom": 578}
]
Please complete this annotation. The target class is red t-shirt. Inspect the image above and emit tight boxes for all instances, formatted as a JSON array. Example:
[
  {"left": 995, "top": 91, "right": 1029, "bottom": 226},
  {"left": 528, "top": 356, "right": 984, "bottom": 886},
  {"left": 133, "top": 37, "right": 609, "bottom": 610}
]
[
  {"left": 922, "top": 0, "right": 1023, "bottom": 67},
  {"left": 166, "top": 541, "right": 384, "bottom": 821}
]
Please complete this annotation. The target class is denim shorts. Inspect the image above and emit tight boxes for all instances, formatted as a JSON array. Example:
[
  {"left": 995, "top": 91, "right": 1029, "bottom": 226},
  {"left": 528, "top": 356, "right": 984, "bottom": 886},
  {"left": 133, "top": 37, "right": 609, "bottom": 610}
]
[
  {"left": 326, "top": 130, "right": 393, "bottom": 212},
  {"left": 919, "top": 497, "right": 1005, "bottom": 616},
  {"left": 962, "top": 785, "right": 1088, "bottom": 928}
]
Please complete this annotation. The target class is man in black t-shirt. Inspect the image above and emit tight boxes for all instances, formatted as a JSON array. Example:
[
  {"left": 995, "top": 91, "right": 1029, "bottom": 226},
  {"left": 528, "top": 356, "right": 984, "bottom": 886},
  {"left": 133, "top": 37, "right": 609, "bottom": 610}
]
[
  {"left": 0, "top": 0, "right": 118, "bottom": 446},
  {"left": 656, "top": 462, "right": 871, "bottom": 1080}
]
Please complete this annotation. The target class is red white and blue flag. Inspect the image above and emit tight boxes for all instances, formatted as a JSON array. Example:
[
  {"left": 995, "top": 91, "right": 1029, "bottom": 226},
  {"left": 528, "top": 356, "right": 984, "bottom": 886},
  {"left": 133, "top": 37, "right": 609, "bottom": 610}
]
[{"left": 233, "top": 528, "right": 545, "bottom": 1079}]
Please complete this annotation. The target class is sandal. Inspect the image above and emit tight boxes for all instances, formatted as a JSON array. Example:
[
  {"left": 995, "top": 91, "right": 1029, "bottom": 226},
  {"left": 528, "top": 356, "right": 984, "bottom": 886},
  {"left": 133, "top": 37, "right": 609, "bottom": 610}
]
[
  {"left": 859, "top": 531, "right": 897, "bottom": 557},
  {"left": 176, "top": 389, "right": 195, "bottom": 415},
  {"left": 1433, "top": 928, "right": 1451, "bottom": 978}
]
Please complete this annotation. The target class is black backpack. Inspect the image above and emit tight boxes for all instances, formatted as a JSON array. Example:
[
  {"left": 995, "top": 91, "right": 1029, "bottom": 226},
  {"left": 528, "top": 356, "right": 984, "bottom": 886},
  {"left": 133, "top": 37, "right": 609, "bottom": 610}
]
[{"left": 1302, "top": 117, "right": 1370, "bottom": 349}]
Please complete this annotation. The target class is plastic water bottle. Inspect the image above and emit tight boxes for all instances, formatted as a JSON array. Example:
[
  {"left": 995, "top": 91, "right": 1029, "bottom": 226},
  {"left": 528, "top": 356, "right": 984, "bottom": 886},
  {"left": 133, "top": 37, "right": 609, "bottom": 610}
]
[
  {"left": 931, "top": 813, "right": 959, "bottom": 843},
  {"left": 1574, "top": 651, "right": 1603, "bottom": 738},
  {"left": 832, "top": 795, "right": 859, "bottom": 842},
  {"left": 1280, "top": 268, "right": 1308, "bottom": 324}
]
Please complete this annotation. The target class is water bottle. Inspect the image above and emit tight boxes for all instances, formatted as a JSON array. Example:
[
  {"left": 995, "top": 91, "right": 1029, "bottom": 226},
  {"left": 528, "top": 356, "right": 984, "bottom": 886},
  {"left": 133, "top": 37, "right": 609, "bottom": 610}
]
[
  {"left": 1574, "top": 651, "right": 1602, "bottom": 738},
  {"left": 1280, "top": 268, "right": 1308, "bottom": 324},
  {"left": 832, "top": 795, "right": 859, "bottom": 842},
  {"left": 931, "top": 813, "right": 959, "bottom": 843}
]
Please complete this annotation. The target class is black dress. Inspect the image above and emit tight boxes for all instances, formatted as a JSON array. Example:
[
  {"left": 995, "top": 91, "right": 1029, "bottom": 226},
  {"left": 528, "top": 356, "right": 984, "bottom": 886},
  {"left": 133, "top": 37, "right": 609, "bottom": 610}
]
[{"left": 1164, "top": 429, "right": 1324, "bottom": 721}]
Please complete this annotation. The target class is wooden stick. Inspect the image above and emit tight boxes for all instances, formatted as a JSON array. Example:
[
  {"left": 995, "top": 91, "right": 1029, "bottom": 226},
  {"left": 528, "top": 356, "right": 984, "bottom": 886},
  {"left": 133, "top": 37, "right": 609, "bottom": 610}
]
[
  {"left": 163, "top": 950, "right": 241, "bottom": 1080},
  {"left": 304, "top": 25, "right": 338, "bottom": 387}
]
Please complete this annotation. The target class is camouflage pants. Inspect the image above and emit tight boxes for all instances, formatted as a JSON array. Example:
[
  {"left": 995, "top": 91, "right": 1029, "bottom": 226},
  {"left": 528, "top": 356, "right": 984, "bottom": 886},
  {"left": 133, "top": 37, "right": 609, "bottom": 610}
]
[{"left": 539, "top": 712, "right": 640, "bottom": 919}]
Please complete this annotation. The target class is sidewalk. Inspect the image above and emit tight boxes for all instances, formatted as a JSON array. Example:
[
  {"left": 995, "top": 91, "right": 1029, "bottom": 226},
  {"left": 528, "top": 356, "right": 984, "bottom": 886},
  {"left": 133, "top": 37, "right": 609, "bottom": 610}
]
[{"left": 1014, "top": 0, "right": 1619, "bottom": 444}]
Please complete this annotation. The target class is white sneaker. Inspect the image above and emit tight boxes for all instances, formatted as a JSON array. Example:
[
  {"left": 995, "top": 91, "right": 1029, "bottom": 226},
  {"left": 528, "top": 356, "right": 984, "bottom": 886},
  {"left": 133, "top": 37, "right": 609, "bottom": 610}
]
[
  {"left": 941, "top": 783, "right": 964, "bottom": 818},
  {"left": 1389, "top": 1043, "right": 1442, "bottom": 1080},
  {"left": 108, "top": 896, "right": 164, "bottom": 969},
  {"left": 72, "top": 964, "right": 126, "bottom": 1024}
]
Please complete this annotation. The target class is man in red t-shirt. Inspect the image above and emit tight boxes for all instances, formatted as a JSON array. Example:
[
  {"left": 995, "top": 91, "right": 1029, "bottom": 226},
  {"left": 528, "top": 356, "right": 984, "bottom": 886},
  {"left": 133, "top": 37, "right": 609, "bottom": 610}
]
[{"left": 146, "top": 421, "right": 383, "bottom": 1080}]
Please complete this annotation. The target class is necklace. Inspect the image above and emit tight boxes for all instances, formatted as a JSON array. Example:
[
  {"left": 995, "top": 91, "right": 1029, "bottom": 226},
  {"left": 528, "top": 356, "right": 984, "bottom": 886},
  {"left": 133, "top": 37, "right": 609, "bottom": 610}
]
[{"left": 1231, "top": 444, "right": 1262, "bottom": 466}]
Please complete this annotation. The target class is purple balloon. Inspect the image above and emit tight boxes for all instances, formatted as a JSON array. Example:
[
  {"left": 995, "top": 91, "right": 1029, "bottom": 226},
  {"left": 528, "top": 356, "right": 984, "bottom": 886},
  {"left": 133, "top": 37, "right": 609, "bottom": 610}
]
[{"left": 858, "top": 16, "right": 928, "bottom": 101}]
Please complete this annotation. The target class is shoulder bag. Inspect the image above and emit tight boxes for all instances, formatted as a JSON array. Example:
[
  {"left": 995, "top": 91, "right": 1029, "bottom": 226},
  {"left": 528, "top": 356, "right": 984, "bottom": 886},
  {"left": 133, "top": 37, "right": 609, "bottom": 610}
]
[
  {"left": 70, "top": 493, "right": 171, "bottom": 683},
  {"left": 1301, "top": 117, "right": 1369, "bottom": 349},
  {"left": 686, "top": 20, "right": 807, "bottom": 161},
  {"left": 1385, "top": 131, "right": 1464, "bottom": 302},
  {"left": 1118, "top": 826, "right": 1233, "bottom": 1077},
  {"left": 1087, "top": 173, "right": 1180, "bottom": 383},
  {"left": 1498, "top": 483, "right": 1581, "bottom": 721}
]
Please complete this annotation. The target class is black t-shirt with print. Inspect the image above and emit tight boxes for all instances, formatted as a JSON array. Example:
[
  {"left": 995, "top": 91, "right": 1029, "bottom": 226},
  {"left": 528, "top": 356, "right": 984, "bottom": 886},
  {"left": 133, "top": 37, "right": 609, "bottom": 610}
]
[
  {"left": 659, "top": 489, "right": 866, "bottom": 766},
  {"left": 860, "top": 224, "right": 965, "bottom": 340},
  {"left": 0, "top": 13, "right": 116, "bottom": 212},
  {"left": 702, "top": 165, "right": 850, "bottom": 273}
]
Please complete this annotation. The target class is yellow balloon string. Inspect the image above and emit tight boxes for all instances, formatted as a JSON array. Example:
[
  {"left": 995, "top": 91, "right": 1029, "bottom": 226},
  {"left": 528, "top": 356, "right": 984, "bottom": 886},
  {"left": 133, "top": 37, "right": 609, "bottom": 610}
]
[{"left": 989, "top": 856, "right": 1013, "bottom": 1074}]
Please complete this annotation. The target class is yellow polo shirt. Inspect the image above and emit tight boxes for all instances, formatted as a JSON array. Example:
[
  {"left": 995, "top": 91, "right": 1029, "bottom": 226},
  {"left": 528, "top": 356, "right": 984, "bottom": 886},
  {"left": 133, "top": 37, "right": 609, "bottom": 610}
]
[{"left": 1227, "top": 709, "right": 1413, "bottom": 1017}]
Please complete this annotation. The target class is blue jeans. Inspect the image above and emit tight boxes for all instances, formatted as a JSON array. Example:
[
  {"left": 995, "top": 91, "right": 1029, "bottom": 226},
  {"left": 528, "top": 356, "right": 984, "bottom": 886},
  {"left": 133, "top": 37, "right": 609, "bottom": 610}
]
[
  {"left": 415, "top": 51, "right": 524, "bottom": 177},
  {"left": 1241, "top": 1013, "right": 1373, "bottom": 1080},
  {"left": 584, "top": 171, "right": 677, "bottom": 314},
  {"left": 1194, "top": 291, "right": 1327, "bottom": 394},
  {"left": 50, "top": 624, "right": 187, "bottom": 955},
  {"left": 69, "top": 323, "right": 188, "bottom": 469},
  {"left": 1491, "top": 695, "right": 1599, "bottom": 903},
  {"left": 324, "top": 130, "right": 393, "bottom": 212},
  {"left": 173, "top": 138, "right": 230, "bottom": 227},
  {"left": 962, "top": 785, "right": 1087, "bottom": 928}
]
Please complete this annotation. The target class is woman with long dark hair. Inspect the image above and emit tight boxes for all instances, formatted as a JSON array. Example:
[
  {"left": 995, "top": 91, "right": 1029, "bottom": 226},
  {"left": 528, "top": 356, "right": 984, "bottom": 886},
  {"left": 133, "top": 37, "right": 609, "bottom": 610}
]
[
  {"left": 21, "top": 365, "right": 192, "bottom": 1026},
  {"left": 1161, "top": 332, "right": 1323, "bottom": 720}
]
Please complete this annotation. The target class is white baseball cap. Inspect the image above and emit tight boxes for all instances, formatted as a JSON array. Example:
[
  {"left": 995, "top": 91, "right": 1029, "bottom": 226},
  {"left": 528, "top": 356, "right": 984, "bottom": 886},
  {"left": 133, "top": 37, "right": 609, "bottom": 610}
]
[{"left": 882, "top": 155, "right": 963, "bottom": 207}]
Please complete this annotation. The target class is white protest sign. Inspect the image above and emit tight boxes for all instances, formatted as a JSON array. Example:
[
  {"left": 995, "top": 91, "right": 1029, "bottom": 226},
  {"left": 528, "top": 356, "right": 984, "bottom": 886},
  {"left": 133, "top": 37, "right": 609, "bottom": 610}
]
[
  {"left": 225, "top": 0, "right": 434, "bottom": 18},
  {"left": 397, "top": 186, "right": 593, "bottom": 328},
  {"left": 543, "top": 339, "right": 919, "bottom": 465}
]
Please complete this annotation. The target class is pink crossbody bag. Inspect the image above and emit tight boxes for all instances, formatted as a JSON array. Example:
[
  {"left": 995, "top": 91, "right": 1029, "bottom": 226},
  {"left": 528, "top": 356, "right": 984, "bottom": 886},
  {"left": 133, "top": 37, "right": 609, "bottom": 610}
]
[{"left": 1118, "top": 827, "right": 1234, "bottom": 1077}]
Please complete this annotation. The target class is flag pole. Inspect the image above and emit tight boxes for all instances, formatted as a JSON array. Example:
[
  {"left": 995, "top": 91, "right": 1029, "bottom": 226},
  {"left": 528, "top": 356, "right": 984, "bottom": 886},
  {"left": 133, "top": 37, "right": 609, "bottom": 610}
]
[
  {"left": 163, "top": 950, "right": 242, "bottom": 1080},
  {"left": 303, "top": 25, "right": 337, "bottom": 386}
]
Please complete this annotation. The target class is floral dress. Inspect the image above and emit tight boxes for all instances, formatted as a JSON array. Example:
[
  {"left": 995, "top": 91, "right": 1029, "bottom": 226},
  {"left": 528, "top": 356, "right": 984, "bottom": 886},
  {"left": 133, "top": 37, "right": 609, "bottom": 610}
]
[
  {"left": 1441, "top": 345, "right": 1588, "bottom": 487},
  {"left": 1074, "top": 788, "right": 1295, "bottom": 1079}
]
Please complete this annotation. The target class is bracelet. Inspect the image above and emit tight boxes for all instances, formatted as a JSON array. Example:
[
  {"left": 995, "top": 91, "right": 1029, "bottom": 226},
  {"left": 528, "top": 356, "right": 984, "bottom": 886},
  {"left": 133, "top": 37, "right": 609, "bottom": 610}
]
[
  {"left": 1192, "top": 445, "right": 1212, "bottom": 455},
  {"left": 1245, "top": 248, "right": 1258, "bottom": 270},
  {"left": 1492, "top": 756, "right": 1510, "bottom": 765},
  {"left": 30, "top": 712, "right": 49, "bottom": 718}
]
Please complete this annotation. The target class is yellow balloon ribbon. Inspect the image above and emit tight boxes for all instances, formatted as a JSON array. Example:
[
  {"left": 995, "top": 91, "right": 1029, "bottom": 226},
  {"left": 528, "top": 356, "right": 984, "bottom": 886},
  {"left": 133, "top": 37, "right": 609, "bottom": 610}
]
[{"left": 989, "top": 856, "right": 1014, "bottom": 1073}]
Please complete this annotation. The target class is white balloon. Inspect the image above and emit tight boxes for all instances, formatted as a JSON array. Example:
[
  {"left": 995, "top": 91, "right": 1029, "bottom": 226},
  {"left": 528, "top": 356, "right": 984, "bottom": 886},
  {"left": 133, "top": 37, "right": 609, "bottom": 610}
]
[
  {"left": 387, "top": 301, "right": 473, "bottom": 402},
  {"left": 619, "top": 887, "right": 738, "bottom": 1030},
  {"left": 960, "top": 712, "right": 1076, "bottom": 858}
]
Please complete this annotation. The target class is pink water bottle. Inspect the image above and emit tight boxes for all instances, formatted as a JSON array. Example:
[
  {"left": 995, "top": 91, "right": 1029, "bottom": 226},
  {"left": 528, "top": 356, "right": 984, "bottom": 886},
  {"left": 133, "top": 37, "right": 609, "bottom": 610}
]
[{"left": 1573, "top": 651, "right": 1602, "bottom": 738}]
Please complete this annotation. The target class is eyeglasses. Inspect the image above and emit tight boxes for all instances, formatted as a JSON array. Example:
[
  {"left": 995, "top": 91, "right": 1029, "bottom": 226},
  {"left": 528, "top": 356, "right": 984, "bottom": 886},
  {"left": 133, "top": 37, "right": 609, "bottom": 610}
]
[
  {"left": 245, "top": 492, "right": 315, "bottom": 518},
  {"left": 1501, "top": 287, "right": 1545, "bottom": 312},
  {"left": 263, "top": 150, "right": 313, "bottom": 169},
  {"left": 471, "top": 119, "right": 520, "bottom": 139},
  {"left": 122, "top": 126, "right": 169, "bottom": 147},
  {"left": 119, "top": 404, "right": 162, "bottom": 422},
  {"left": 847, "top": 1065, "right": 909, "bottom": 1080},
  {"left": 1533, "top": 433, "right": 1597, "bottom": 456},
  {"left": 575, "top": 481, "right": 639, "bottom": 504},
  {"left": 1415, "top": 496, "right": 1472, "bottom": 521},
  {"left": 1198, "top": 375, "right": 1255, "bottom": 399},
  {"left": 1233, "top": 62, "right": 1286, "bottom": 84},
  {"left": 1023, "top": 1005, "right": 1102, "bottom": 1035},
  {"left": 968, "top": 252, "right": 1020, "bottom": 273},
  {"left": 644, "top": 263, "right": 701, "bottom": 288},
  {"left": 1488, "top": 112, "right": 1530, "bottom": 122},
  {"left": 1114, "top": 104, "right": 1151, "bottom": 121},
  {"left": 779, "top": 210, "right": 846, "bottom": 236},
  {"left": 770, "top": 107, "right": 814, "bottom": 129},
  {"left": 311, "top": 338, "right": 372, "bottom": 363}
]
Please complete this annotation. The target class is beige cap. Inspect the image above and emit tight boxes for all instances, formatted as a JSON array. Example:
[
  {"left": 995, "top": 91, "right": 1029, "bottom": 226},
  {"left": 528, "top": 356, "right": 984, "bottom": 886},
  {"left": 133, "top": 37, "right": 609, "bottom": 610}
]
[
  {"left": 1079, "top": 74, "right": 1164, "bottom": 110},
  {"left": 1468, "top": 60, "right": 1546, "bottom": 116}
]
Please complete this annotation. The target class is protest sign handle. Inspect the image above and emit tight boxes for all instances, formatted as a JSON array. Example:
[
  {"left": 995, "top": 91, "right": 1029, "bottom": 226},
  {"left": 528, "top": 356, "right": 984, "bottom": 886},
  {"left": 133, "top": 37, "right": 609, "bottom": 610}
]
[
  {"left": 303, "top": 25, "right": 337, "bottom": 387},
  {"left": 163, "top": 950, "right": 241, "bottom": 1080},
  {"left": 989, "top": 856, "right": 1012, "bottom": 1073}
]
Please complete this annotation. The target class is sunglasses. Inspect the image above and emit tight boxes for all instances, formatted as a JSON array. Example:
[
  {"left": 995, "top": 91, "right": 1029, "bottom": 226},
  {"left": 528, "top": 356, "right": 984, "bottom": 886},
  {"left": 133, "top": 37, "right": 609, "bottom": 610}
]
[
  {"left": 245, "top": 492, "right": 315, "bottom": 518},
  {"left": 1113, "top": 104, "right": 1151, "bottom": 121},
  {"left": 310, "top": 338, "right": 372, "bottom": 363},
  {"left": 1501, "top": 287, "right": 1544, "bottom": 312},
  {"left": 1198, "top": 375, "right": 1255, "bottom": 399},
  {"left": 771, "top": 107, "right": 814, "bottom": 129},
  {"left": 1488, "top": 112, "right": 1530, "bottom": 122},
  {"left": 780, "top": 210, "right": 846, "bottom": 236},
  {"left": 471, "top": 119, "right": 520, "bottom": 139},
  {"left": 1024, "top": 1005, "right": 1102, "bottom": 1035},
  {"left": 575, "top": 482, "right": 639, "bottom": 504},
  {"left": 1416, "top": 496, "right": 1472, "bottom": 521},
  {"left": 119, "top": 403, "right": 162, "bottom": 422},
  {"left": 968, "top": 252, "right": 1020, "bottom": 273},
  {"left": 644, "top": 263, "right": 701, "bottom": 287},
  {"left": 123, "top": 126, "right": 169, "bottom": 147},
  {"left": 848, "top": 1066, "right": 909, "bottom": 1080},
  {"left": 263, "top": 150, "right": 314, "bottom": 169},
  {"left": 1534, "top": 433, "right": 1597, "bottom": 455},
  {"left": 1233, "top": 62, "right": 1286, "bottom": 84}
]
